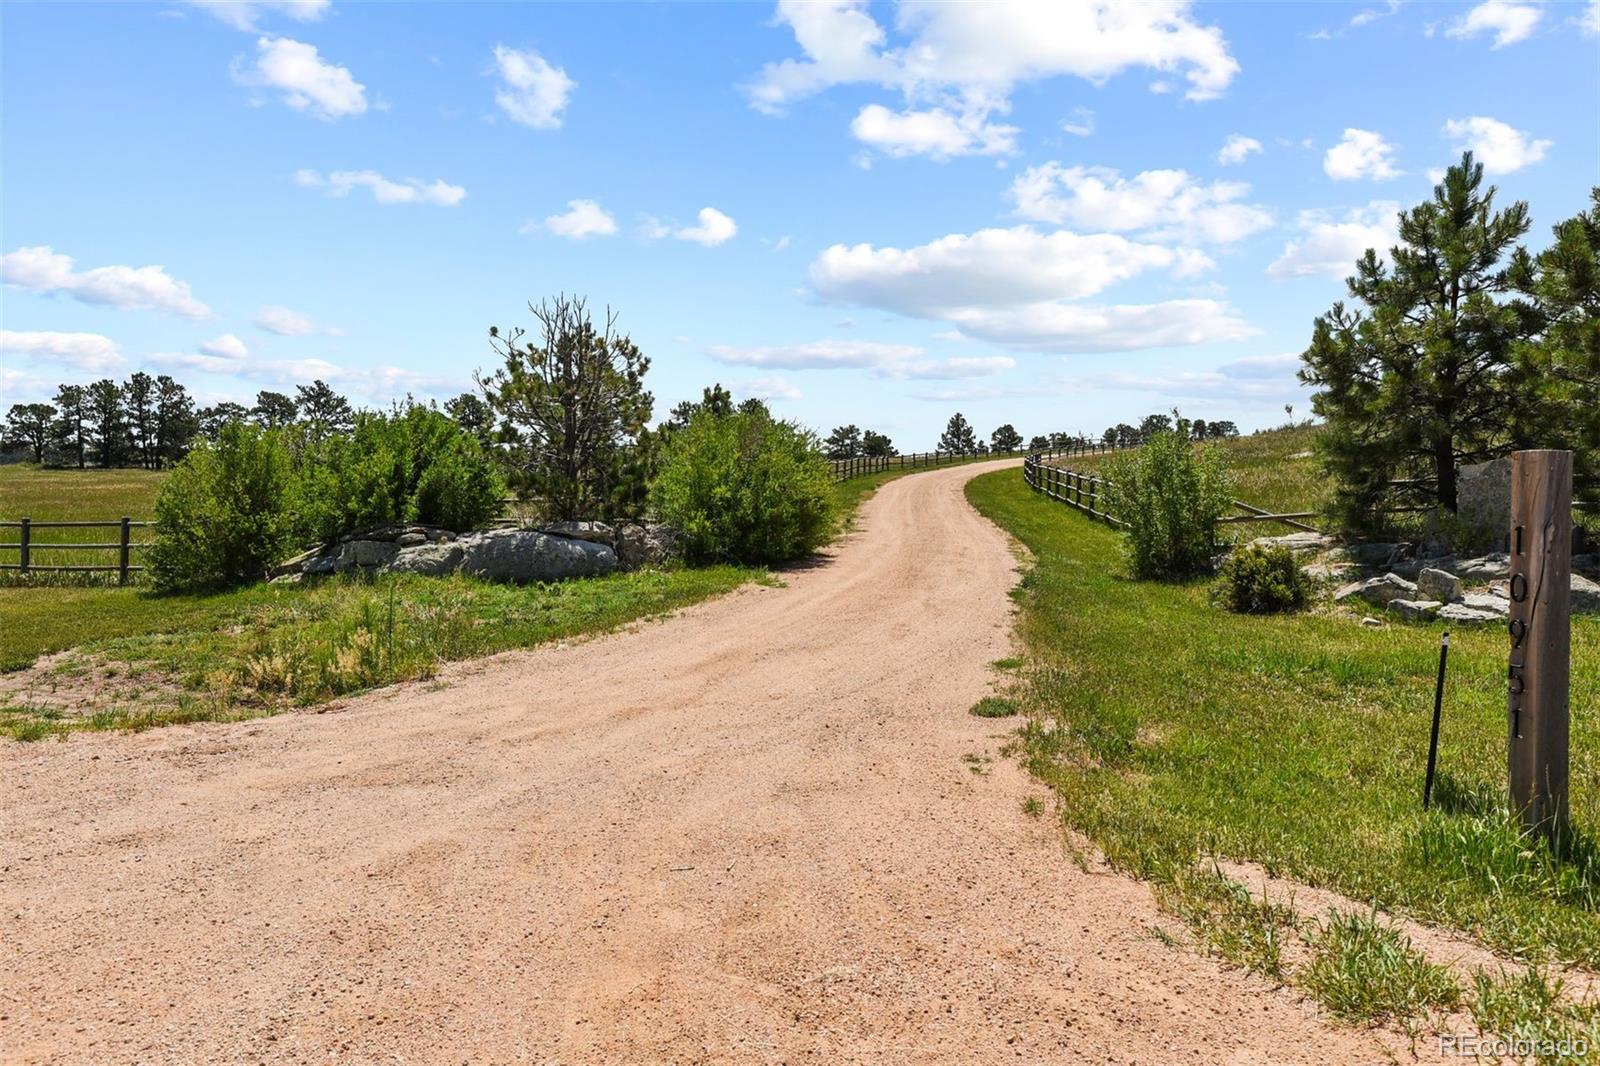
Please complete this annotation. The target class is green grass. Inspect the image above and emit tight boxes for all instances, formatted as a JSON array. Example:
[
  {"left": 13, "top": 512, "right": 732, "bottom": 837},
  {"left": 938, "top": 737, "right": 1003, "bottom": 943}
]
[
  {"left": 1467, "top": 967, "right": 1600, "bottom": 1063},
  {"left": 1298, "top": 909, "right": 1461, "bottom": 1025},
  {"left": 2, "top": 566, "right": 754, "bottom": 740},
  {"left": 1157, "top": 866, "right": 1295, "bottom": 982},
  {"left": 0, "top": 464, "right": 165, "bottom": 582},
  {"left": 965, "top": 467, "right": 1600, "bottom": 967},
  {"left": 969, "top": 696, "right": 1020, "bottom": 718}
]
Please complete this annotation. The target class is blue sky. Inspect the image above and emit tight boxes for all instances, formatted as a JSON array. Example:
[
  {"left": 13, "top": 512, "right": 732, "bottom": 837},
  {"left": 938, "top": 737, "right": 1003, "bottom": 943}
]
[{"left": 2, "top": 0, "right": 1596, "bottom": 449}]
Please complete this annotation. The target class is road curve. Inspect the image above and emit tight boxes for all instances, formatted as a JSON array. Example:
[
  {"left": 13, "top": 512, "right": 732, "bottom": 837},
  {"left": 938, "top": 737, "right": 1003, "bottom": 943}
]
[{"left": 2, "top": 459, "right": 1401, "bottom": 1063}]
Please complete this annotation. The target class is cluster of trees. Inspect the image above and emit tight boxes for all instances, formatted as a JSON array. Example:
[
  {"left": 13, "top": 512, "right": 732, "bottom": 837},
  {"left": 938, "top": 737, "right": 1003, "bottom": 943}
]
[
  {"left": 1302, "top": 154, "right": 1598, "bottom": 525},
  {"left": 1, "top": 376, "right": 363, "bottom": 470},
  {"left": 822, "top": 411, "right": 1233, "bottom": 462}
]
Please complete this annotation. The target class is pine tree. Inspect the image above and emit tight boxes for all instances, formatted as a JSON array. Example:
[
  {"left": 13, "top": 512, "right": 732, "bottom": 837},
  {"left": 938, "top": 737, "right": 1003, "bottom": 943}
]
[
  {"left": 990, "top": 423, "right": 1023, "bottom": 453},
  {"left": 937, "top": 412, "right": 976, "bottom": 453},
  {"left": 823, "top": 424, "right": 862, "bottom": 459},
  {"left": 123, "top": 371, "right": 157, "bottom": 468},
  {"left": 153, "top": 375, "right": 198, "bottom": 467},
  {"left": 1510, "top": 187, "right": 1600, "bottom": 510},
  {"left": 3, "top": 403, "right": 56, "bottom": 463},
  {"left": 1300, "top": 153, "right": 1531, "bottom": 524},
  {"left": 862, "top": 429, "right": 896, "bottom": 458},
  {"left": 252, "top": 390, "right": 298, "bottom": 429},
  {"left": 51, "top": 384, "right": 88, "bottom": 468},
  {"left": 295, "top": 380, "right": 354, "bottom": 441},
  {"left": 84, "top": 379, "right": 128, "bottom": 468}
]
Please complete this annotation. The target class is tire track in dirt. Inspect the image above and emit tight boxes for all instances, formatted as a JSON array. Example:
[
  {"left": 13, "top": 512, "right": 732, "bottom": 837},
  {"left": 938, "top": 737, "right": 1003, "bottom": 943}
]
[{"left": 2, "top": 459, "right": 1415, "bottom": 1063}]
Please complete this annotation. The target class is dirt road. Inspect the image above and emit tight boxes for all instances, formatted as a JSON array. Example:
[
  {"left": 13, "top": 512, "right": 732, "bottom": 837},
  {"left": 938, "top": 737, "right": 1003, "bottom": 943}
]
[{"left": 2, "top": 460, "right": 1405, "bottom": 1063}]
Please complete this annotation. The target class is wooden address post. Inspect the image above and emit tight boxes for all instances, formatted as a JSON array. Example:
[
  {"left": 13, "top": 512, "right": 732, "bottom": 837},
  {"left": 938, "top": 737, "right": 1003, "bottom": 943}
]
[{"left": 1506, "top": 449, "right": 1572, "bottom": 837}]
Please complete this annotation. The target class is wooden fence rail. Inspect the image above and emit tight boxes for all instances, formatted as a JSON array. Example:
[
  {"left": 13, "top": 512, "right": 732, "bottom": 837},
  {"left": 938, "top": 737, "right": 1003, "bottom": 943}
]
[
  {"left": 1022, "top": 454, "right": 1323, "bottom": 535},
  {"left": 827, "top": 442, "right": 1140, "bottom": 483},
  {"left": 0, "top": 518, "right": 150, "bottom": 583}
]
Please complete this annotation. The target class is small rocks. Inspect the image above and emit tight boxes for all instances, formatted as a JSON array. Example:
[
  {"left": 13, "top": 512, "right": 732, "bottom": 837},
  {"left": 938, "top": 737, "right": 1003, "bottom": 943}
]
[
  {"left": 1389, "top": 599, "right": 1443, "bottom": 621},
  {"left": 1416, "top": 567, "right": 1464, "bottom": 604},
  {"left": 1361, "top": 616, "right": 1384, "bottom": 627}
]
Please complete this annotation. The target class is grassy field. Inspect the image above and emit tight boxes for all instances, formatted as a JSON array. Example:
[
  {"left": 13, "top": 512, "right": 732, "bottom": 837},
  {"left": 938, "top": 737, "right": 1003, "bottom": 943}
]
[
  {"left": 0, "top": 456, "right": 965, "bottom": 739},
  {"left": 0, "top": 464, "right": 165, "bottom": 581},
  {"left": 966, "top": 468, "right": 1600, "bottom": 974}
]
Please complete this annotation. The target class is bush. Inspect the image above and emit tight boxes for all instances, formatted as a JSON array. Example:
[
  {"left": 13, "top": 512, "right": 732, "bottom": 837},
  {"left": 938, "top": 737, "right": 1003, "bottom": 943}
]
[
  {"left": 148, "top": 423, "right": 299, "bottom": 592},
  {"left": 1103, "top": 429, "right": 1232, "bottom": 578},
  {"left": 650, "top": 409, "right": 834, "bottom": 564},
  {"left": 296, "top": 405, "right": 504, "bottom": 542},
  {"left": 1214, "top": 544, "right": 1310, "bottom": 613}
]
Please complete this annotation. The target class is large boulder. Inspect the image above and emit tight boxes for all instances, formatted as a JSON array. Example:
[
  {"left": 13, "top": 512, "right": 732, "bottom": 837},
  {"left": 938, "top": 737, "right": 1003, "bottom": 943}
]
[
  {"left": 1456, "top": 553, "right": 1510, "bottom": 582},
  {"left": 1460, "top": 592, "right": 1509, "bottom": 617},
  {"left": 538, "top": 520, "right": 617, "bottom": 547},
  {"left": 1343, "top": 543, "right": 1406, "bottom": 566},
  {"left": 1439, "top": 603, "right": 1501, "bottom": 625},
  {"left": 615, "top": 523, "right": 680, "bottom": 570},
  {"left": 1457, "top": 457, "right": 1513, "bottom": 551},
  {"left": 1416, "top": 567, "right": 1464, "bottom": 604},
  {"left": 1574, "top": 573, "right": 1600, "bottom": 615},
  {"left": 1334, "top": 572, "right": 1418, "bottom": 607},
  {"left": 385, "top": 541, "right": 466, "bottom": 577},
  {"left": 1249, "top": 532, "right": 1336, "bottom": 557},
  {"left": 458, "top": 528, "right": 617, "bottom": 583}
]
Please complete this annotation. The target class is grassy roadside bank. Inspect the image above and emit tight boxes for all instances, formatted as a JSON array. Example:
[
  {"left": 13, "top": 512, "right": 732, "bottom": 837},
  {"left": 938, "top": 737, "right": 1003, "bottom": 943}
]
[
  {"left": 1, "top": 457, "right": 963, "bottom": 740},
  {"left": 965, "top": 467, "right": 1600, "bottom": 971}
]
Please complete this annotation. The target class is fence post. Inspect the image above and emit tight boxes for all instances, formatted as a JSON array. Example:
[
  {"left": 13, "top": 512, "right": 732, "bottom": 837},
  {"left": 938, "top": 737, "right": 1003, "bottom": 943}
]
[
  {"left": 1507, "top": 449, "right": 1572, "bottom": 838},
  {"left": 19, "top": 517, "right": 30, "bottom": 575},
  {"left": 119, "top": 517, "right": 131, "bottom": 585}
]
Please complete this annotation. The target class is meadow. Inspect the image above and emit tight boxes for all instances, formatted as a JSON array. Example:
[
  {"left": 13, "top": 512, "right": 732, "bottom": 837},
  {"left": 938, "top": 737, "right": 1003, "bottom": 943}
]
[
  {"left": 0, "top": 456, "right": 964, "bottom": 739},
  {"left": 966, "top": 466, "right": 1600, "bottom": 973}
]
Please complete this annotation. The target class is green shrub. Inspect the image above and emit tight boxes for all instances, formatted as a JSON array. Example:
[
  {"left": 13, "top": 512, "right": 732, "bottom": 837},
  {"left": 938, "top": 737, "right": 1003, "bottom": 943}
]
[
  {"left": 1104, "top": 429, "right": 1231, "bottom": 578},
  {"left": 650, "top": 410, "right": 835, "bottom": 564},
  {"left": 297, "top": 405, "right": 504, "bottom": 542},
  {"left": 148, "top": 423, "right": 299, "bottom": 592},
  {"left": 1214, "top": 544, "right": 1310, "bottom": 613}
]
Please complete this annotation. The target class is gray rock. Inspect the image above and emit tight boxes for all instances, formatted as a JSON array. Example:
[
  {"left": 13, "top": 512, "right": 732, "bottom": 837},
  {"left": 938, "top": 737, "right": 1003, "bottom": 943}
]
[
  {"left": 396, "top": 532, "right": 428, "bottom": 547},
  {"left": 458, "top": 528, "right": 617, "bottom": 583},
  {"left": 1416, "top": 567, "right": 1464, "bottom": 604},
  {"left": 1344, "top": 543, "right": 1405, "bottom": 566},
  {"left": 340, "top": 539, "right": 399, "bottom": 569},
  {"left": 538, "top": 520, "right": 617, "bottom": 547},
  {"left": 1461, "top": 592, "right": 1508, "bottom": 616},
  {"left": 1388, "top": 559, "right": 1424, "bottom": 579},
  {"left": 384, "top": 542, "right": 465, "bottom": 576},
  {"left": 1303, "top": 562, "right": 1360, "bottom": 583},
  {"left": 615, "top": 523, "right": 680, "bottom": 570},
  {"left": 1573, "top": 553, "right": 1599, "bottom": 578},
  {"left": 1334, "top": 572, "right": 1418, "bottom": 607},
  {"left": 1389, "top": 599, "right": 1443, "bottom": 621},
  {"left": 1361, "top": 616, "right": 1384, "bottom": 627},
  {"left": 1457, "top": 457, "right": 1512, "bottom": 550},
  {"left": 1574, "top": 573, "right": 1600, "bottom": 615},
  {"left": 301, "top": 551, "right": 340, "bottom": 575},
  {"left": 1456, "top": 553, "right": 1510, "bottom": 581},
  {"left": 1439, "top": 603, "right": 1501, "bottom": 625},
  {"left": 1249, "top": 532, "right": 1336, "bottom": 557}
]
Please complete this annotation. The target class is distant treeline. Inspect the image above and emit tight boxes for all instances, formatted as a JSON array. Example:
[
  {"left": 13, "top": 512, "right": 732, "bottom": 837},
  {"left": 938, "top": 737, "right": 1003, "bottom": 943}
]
[
  {"left": 1, "top": 376, "right": 493, "bottom": 470},
  {"left": 820, "top": 410, "right": 1240, "bottom": 461}
]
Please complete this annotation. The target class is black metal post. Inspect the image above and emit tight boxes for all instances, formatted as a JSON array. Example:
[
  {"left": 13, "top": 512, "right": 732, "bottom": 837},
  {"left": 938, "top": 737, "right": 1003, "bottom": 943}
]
[{"left": 1423, "top": 631, "right": 1450, "bottom": 810}]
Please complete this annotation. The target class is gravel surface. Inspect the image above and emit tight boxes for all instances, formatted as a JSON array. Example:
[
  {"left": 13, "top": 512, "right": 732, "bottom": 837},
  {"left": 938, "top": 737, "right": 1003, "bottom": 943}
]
[{"left": 2, "top": 459, "right": 1411, "bottom": 1063}]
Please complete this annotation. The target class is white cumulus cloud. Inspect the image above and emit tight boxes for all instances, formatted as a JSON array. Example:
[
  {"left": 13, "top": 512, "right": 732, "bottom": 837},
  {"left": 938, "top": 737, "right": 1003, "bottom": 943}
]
[
  {"left": 1217, "top": 133, "right": 1262, "bottom": 166},
  {"left": 666, "top": 207, "right": 738, "bottom": 247},
  {"left": 1008, "top": 164, "right": 1271, "bottom": 244},
  {"left": 1267, "top": 201, "right": 1400, "bottom": 279},
  {"left": 233, "top": 36, "right": 367, "bottom": 120},
  {"left": 1323, "top": 128, "right": 1402, "bottom": 181},
  {"left": 708, "top": 339, "right": 1014, "bottom": 380},
  {"left": 1442, "top": 116, "right": 1552, "bottom": 174},
  {"left": 295, "top": 169, "right": 466, "bottom": 206},
  {"left": 187, "top": 0, "right": 329, "bottom": 31},
  {"left": 748, "top": 1, "right": 1239, "bottom": 159},
  {"left": 1447, "top": 0, "right": 1543, "bottom": 46},
  {"left": 1061, "top": 107, "right": 1095, "bottom": 137},
  {"left": 808, "top": 226, "right": 1252, "bottom": 353},
  {"left": 0, "top": 329, "right": 126, "bottom": 373},
  {"left": 254, "top": 305, "right": 341, "bottom": 335},
  {"left": 849, "top": 103, "right": 1018, "bottom": 159},
  {"left": 0, "top": 245, "right": 210, "bottom": 319},
  {"left": 541, "top": 199, "right": 618, "bottom": 239},
  {"left": 492, "top": 45, "right": 575, "bottom": 129}
]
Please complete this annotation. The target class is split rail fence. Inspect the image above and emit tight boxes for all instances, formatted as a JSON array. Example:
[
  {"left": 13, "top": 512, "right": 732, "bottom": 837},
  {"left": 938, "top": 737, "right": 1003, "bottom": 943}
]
[
  {"left": 0, "top": 517, "right": 150, "bottom": 583},
  {"left": 829, "top": 441, "right": 1126, "bottom": 483},
  {"left": 1022, "top": 453, "right": 1323, "bottom": 534}
]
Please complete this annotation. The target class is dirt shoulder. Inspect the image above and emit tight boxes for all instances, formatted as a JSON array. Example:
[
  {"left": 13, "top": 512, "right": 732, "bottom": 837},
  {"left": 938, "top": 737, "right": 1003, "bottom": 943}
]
[{"left": 1, "top": 459, "right": 1414, "bottom": 1063}]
